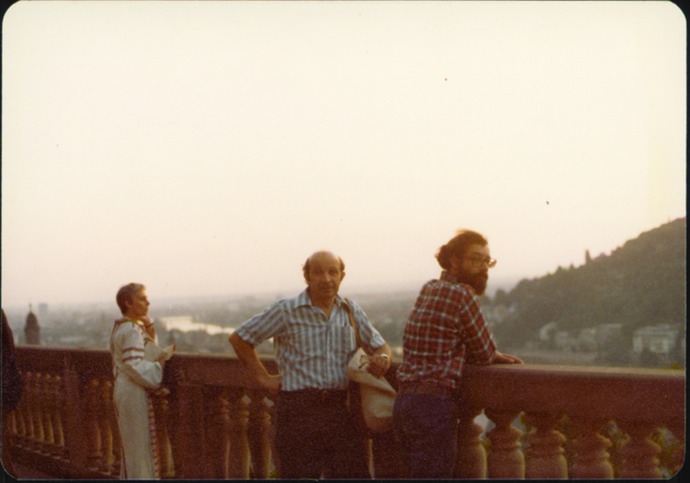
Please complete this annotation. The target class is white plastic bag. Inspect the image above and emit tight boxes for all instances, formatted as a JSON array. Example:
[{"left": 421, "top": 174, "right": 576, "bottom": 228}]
[{"left": 347, "top": 348, "right": 396, "bottom": 432}]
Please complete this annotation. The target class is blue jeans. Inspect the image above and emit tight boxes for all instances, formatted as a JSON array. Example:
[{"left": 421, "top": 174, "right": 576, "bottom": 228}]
[{"left": 393, "top": 393, "right": 458, "bottom": 479}]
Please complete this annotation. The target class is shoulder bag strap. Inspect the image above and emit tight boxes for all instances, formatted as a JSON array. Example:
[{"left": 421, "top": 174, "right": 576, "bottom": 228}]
[{"left": 342, "top": 298, "right": 365, "bottom": 351}]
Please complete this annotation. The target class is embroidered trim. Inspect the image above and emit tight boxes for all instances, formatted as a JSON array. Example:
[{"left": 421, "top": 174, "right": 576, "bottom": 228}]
[
  {"left": 122, "top": 355, "right": 144, "bottom": 363},
  {"left": 123, "top": 347, "right": 145, "bottom": 353},
  {"left": 147, "top": 393, "right": 162, "bottom": 478}
]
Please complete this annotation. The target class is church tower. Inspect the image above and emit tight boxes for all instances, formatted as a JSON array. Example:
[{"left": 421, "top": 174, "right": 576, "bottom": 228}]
[{"left": 24, "top": 305, "right": 41, "bottom": 345}]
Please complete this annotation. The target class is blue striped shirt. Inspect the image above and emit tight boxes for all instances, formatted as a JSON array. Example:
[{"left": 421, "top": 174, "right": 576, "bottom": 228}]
[{"left": 235, "top": 290, "right": 386, "bottom": 391}]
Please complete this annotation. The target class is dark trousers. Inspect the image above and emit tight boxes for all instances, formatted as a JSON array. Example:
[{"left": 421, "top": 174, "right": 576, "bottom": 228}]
[
  {"left": 275, "top": 389, "right": 371, "bottom": 479},
  {"left": 393, "top": 393, "right": 459, "bottom": 479}
]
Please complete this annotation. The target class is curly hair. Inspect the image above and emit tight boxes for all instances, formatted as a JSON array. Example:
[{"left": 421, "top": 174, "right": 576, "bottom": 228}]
[{"left": 435, "top": 230, "right": 488, "bottom": 270}]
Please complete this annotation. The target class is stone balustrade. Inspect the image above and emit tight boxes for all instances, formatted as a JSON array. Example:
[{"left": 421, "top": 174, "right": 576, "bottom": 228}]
[{"left": 9, "top": 346, "right": 685, "bottom": 479}]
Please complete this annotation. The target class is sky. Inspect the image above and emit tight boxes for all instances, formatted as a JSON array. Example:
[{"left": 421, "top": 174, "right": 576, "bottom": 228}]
[{"left": 1, "top": 0, "right": 686, "bottom": 308}]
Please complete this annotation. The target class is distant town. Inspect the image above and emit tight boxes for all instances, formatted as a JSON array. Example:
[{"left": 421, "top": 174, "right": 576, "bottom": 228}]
[{"left": 4, "top": 286, "right": 683, "bottom": 370}]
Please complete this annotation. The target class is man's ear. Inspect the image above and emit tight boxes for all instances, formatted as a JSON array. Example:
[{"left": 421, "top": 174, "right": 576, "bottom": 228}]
[
  {"left": 340, "top": 271, "right": 346, "bottom": 282},
  {"left": 449, "top": 255, "right": 463, "bottom": 273}
]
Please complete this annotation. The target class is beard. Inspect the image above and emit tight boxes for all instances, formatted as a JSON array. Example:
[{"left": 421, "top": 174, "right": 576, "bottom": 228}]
[{"left": 456, "top": 269, "right": 488, "bottom": 295}]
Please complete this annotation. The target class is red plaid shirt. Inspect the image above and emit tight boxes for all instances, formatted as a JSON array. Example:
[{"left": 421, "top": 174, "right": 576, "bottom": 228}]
[{"left": 396, "top": 271, "right": 496, "bottom": 389}]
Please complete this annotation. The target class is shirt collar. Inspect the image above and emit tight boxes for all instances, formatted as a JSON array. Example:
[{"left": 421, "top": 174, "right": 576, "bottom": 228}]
[
  {"left": 440, "top": 270, "right": 478, "bottom": 294},
  {"left": 296, "top": 289, "right": 344, "bottom": 308},
  {"left": 114, "top": 317, "right": 145, "bottom": 328},
  {"left": 439, "top": 270, "right": 460, "bottom": 284}
]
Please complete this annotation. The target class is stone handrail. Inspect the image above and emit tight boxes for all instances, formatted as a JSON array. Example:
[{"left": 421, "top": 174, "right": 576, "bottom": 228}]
[
  {"left": 456, "top": 364, "right": 685, "bottom": 479},
  {"left": 8, "top": 346, "right": 685, "bottom": 479}
]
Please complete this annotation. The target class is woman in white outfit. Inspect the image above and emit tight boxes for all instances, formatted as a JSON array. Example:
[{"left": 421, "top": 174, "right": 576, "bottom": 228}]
[{"left": 110, "top": 283, "right": 165, "bottom": 479}]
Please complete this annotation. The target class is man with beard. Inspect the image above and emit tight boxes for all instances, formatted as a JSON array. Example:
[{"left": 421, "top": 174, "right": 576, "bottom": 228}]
[
  {"left": 393, "top": 229, "right": 523, "bottom": 479},
  {"left": 229, "top": 250, "right": 392, "bottom": 479}
]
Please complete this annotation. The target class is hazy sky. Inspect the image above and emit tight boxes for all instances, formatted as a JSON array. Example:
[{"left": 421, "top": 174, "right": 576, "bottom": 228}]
[{"left": 2, "top": 1, "right": 686, "bottom": 308}]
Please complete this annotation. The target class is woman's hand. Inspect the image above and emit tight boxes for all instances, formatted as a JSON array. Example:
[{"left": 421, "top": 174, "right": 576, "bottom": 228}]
[{"left": 141, "top": 316, "right": 157, "bottom": 340}]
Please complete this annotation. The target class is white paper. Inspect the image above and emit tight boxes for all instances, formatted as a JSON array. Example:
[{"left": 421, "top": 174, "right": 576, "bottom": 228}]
[{"left": 144, "top": 343, "right": 175, "bottom": 362}]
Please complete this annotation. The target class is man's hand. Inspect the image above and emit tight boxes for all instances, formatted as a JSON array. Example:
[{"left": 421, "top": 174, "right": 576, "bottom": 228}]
[
  {"left": 493, "top": 351, "right": 524, "bottom": 364},
  {"left": 230, "top": 332, "right": 282, "bottom": 396},
  {"left": 366, "top": 343, "right": 393, "bottom": 377},
  {"left": 258, "top": 373, "right": 282, "bottom": 396},
  {"left": 367, "top": 353, "right": 391, "bottom": 378}
]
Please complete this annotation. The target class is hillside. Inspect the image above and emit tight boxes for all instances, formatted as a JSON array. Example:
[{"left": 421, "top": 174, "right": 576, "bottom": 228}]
[{"left": 490, "top": 217, "right": 686, "bottom": 355}]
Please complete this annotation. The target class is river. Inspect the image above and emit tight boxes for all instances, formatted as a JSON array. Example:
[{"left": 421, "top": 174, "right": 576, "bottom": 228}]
[{"left": 159, "top": 315, "right": 234, "bottom": 336}]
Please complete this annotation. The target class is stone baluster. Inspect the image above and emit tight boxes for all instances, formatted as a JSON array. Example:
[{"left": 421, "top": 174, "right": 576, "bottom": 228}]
[
  {"left": 106, "top": 378, "right": 122, "bottom": 476},
  {"left": 35, "top": 373, "right": 48, "bottom": 452},
  {"left": 617, "top": 421, "right": 662, "bottom": 478},
  {"left": 247, "top": 391, "right": 272, "bottom": 479},
  {"left": 7, "top": 410, "right": 18, "bottom": 444},
  {"left": 265, "top": 396, "right": 280, "bottom": 476},
  {"left": 62, "top": 365, "right": 90, "bottom": 471},
  {"left": 455, "top": 405, "right": 487, "bottom": 478},
  {"left": 569, "top": 418, "right": 613, "bottom": 479},
  {"left": 84, "top": 378, "right": 103, "bottom": 470},
  {"left": 206, "top": 388, "right": 231, "bottom": 478},
  {"left": 666, "top": 421, "right": 685, "bottom": 477},
  {"left": 485, "top": 409, "right": 525, "bottom": 479},
  {"left": 153, "top": 388, "right": 175, "bottom": 478},
  {"left": 49, "top": 375, "right": 66, "bottom": 459},
  {"left": 28, "top": 372, "right": 45, "bottom": 452},
  {"left": 22, "top": 372, "right": 34, "bottom": 449},
  {"left": 172, "top": 374, "right": 207, "bottom": 478},
  {"left": 227, "top": 389, "right": 251, "bottom": 478},
  {"left": 39, "top": 374, "right": 56, "bottom": 456},
  {"left": 14, "top": 393, "right": 27, "bottom": 448},
  {"left": 107, "top": 380, "right": 122, "bottom": 476},
  {"left": 524, "top": 412, "right": 567, "bottom": 479},
  {"left": 40, "top": 373, "right": 55, "bottom": 455},
  {"left": 98, "top": 379, "right": 116, "bottom": 475}
]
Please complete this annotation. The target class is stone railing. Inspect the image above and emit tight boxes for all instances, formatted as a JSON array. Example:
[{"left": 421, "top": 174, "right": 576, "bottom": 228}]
[{"left": 8, "top": 346, "right": 685, "bottom": 479}]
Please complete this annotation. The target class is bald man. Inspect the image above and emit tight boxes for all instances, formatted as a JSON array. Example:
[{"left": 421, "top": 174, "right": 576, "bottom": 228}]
[{"left": 230, "top": 251, "right": 392, "bottom": 479}]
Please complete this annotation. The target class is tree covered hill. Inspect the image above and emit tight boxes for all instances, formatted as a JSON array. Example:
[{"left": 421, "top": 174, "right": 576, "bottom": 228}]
[{"left": 490, "top": 217, "right": 686, "bottom": 350}]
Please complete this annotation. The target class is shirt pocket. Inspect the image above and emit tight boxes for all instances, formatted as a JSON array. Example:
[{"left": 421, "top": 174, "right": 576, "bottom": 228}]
[
  {"left": 330, "top": 324, "right": 358, "bottom": 359},
  {"left": 286, "top": 322, "right": 327, "bottom": 358}
]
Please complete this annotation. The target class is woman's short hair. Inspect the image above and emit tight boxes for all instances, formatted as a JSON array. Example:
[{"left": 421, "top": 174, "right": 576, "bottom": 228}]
[
  {"left": 436, "top": 230, "right": 488, "bottom": 270},
  {"left": 116, "top": 283, "right": 145, "bottom": 314}
]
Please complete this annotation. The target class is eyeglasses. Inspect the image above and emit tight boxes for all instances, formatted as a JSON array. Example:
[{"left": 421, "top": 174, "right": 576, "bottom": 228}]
[{"left": 464, "top": 255, "right": 497, "bottom": 269}]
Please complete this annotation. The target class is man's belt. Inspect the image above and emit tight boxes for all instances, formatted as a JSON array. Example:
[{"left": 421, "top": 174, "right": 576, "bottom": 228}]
[
  {"left": 280, "top": 388, "right": 348, "bottom": 404},
  {"left": 397, "top": 381, "right": 456, "bottom": 400}
]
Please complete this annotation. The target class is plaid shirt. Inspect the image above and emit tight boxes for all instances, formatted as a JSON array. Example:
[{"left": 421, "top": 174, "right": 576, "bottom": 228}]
[{"left": 396, "top": 271, "right": 496, "bottom": 389}]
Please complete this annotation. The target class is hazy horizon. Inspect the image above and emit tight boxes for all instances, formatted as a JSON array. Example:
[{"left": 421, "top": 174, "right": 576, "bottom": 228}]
[
  {"left": 2, "top": 1, "right": 685, "bottom": 308},
  {"left": 2, "top": 270, "right": 522, "bottom": 312},
  {"left": 2, "top": 214, "right": 679, "bottom": 312}
]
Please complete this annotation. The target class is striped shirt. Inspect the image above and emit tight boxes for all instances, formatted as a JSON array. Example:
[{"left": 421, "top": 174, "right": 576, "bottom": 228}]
[
  {"left": 235, "top": 290, "right": 386, "bottom": 391},
  {"left": 396, "top": 271, "right": 496, "bottom": 389}
]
